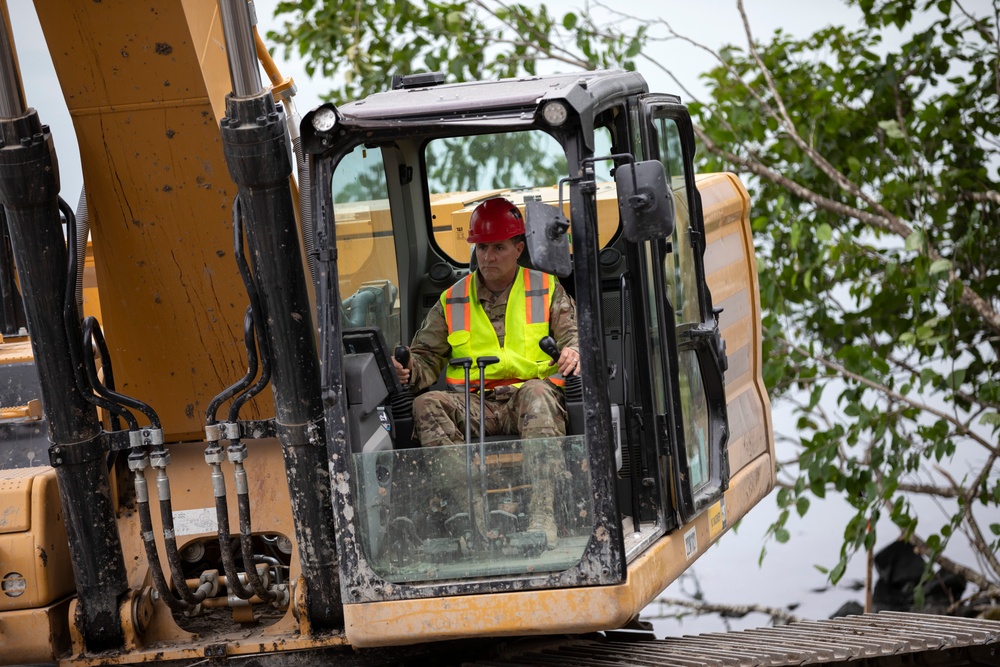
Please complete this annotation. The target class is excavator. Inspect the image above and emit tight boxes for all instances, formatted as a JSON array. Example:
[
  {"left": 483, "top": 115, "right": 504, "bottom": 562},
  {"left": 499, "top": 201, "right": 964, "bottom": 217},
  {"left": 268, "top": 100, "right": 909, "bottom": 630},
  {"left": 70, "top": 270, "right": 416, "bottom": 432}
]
[{"left": 0, "top": 1, "right": 997, "bottom": 665}]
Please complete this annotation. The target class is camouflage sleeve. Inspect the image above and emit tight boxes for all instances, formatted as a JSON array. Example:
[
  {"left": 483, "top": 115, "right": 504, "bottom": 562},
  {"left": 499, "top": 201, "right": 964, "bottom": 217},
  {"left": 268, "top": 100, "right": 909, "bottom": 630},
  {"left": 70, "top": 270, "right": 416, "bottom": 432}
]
[
  {"left": 408, "top": 299, "right": 450, "bottom": 391},
  {"left": 550, "top": 281, "right": 578, "bottom": 352}
]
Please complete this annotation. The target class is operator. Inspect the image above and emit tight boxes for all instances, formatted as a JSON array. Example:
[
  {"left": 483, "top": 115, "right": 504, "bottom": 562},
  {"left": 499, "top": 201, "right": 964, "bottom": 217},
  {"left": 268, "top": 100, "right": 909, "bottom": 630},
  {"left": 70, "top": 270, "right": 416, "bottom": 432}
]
[{"left": 392, "top": 196, "right": 579, "bottom": 544}]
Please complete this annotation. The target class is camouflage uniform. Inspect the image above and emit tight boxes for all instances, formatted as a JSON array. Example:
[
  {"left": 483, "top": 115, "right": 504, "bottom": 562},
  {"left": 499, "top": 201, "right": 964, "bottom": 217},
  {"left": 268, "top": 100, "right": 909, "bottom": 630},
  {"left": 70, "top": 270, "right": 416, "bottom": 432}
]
[
  {"left": 407, "top": 271, "right": 578, "bottom": 447},
  {"left": 406, "top": 271, "right": 577, "bottom": 544}
]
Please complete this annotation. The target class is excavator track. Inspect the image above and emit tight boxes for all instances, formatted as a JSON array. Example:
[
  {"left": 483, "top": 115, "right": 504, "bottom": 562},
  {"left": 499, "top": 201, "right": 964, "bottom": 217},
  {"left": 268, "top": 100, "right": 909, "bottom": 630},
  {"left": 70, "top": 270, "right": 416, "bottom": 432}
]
[{"left": 480, "top": 612, "right": 1000, "bottom": 666}]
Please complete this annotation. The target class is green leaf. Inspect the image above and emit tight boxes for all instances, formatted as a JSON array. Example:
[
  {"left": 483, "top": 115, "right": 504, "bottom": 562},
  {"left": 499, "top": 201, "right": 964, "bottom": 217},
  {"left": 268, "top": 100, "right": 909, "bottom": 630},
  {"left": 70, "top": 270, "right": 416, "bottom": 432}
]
[
  {"left": 829, "top": 559, "right": 847, "bottom": 584},
  {"left": 980, "top": 412, "right": 1000, "bottom": 427},
  {"left": 816, "top": 223, "right": 833, "bottom": 242},
  {"left": 877, "top": 119, "right": 905, "bottom": 139},
  {"left": 774, "top": 527, "right": 790, "bottom": 543},
  {"left": 929, "top": 259, "right": 952, "bottom": 274},
  {"left": 904, "top": 230, "right": 924, "bottom": 251},
  {"left": 796, "top": 497, "right": 811, "bottom": 517},
  {"left": 562, "top": 12, "right": 578, "bottom": 30}
]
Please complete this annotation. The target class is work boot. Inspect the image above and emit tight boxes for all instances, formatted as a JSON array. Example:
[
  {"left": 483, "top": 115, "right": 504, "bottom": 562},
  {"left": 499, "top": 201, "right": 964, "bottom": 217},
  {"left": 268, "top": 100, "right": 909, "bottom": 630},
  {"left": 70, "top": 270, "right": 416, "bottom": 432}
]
[{"left": 527, "top": 475, "right": 558, "bottom": 547}]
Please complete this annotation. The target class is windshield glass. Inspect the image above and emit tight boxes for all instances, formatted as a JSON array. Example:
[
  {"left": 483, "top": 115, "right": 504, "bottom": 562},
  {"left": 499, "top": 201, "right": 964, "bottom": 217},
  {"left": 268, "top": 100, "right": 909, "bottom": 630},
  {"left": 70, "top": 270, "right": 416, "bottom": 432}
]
[
  {"left": 352, "top": 435, "right": 593, "bottom": 582},
  {"left": 425, "top": 129, "right": 618, "bottom": 263}
]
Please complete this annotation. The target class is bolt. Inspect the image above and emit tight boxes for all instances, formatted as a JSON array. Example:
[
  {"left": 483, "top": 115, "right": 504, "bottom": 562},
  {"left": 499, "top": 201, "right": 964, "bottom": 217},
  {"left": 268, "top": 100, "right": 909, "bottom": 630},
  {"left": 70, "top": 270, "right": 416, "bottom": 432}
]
[
  {"left": 350, "top": 588, "right": 360, "bottom": 597},
  {"left": 256, "top": 115, "right": 267, "bottom": 126}
]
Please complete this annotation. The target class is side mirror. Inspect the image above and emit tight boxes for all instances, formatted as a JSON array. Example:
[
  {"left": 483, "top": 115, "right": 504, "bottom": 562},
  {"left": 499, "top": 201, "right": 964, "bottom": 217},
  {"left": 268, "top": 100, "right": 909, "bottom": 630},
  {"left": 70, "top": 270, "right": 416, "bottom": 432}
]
[
  {"left": 524, "top": 201, "right": 572, "bottom": 277},
  {"left": 615, "top": 160, "right": 675, "bottom": 242}
]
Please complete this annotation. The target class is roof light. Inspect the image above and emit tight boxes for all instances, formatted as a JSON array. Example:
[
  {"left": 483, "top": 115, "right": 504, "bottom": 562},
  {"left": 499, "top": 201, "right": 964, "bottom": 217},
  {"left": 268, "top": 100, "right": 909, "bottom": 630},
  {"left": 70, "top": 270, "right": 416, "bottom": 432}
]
[
  {"left": 542, "top": 101, "right": 568, "bottom": 126},
  {"left": 311, "top": 107, "right": 337, "bottom": 133}
]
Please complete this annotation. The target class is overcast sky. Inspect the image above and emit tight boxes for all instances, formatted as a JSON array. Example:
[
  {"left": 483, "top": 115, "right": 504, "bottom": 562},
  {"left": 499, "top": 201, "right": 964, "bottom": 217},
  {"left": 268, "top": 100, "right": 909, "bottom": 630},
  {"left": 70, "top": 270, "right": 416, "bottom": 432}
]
[{"left": 6, "top": 1, "right": 866, "bottom": 204}]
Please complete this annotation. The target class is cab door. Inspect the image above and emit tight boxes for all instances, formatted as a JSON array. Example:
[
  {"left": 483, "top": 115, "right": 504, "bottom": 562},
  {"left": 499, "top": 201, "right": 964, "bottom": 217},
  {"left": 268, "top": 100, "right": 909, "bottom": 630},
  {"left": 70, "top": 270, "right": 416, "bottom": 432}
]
[{"left": 636, "top": 97, "right": 730, "bottom": 524}]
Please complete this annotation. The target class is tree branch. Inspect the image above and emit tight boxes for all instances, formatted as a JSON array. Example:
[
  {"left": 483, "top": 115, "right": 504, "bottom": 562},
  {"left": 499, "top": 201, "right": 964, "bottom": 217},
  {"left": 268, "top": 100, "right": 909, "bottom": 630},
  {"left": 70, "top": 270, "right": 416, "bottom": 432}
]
[
  {"left": 909, "top": 533, "right": 1000, "bottom": 592},
  {"left": 776, "top": 338, "right": 999, "bottom": 457},
  {"left": 734, "top": 0, "right": 906, "bottom": 228},
  {"left": 650, "top": 597, "right": 804, "bottom": 624}
]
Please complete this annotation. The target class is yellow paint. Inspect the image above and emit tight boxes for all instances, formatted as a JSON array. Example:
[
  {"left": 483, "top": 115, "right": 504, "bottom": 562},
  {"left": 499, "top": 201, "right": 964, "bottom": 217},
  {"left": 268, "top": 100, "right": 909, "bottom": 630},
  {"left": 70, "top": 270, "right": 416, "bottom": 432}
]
[
  {"left": 0, "top": 468, "right": 74, "bottom": 611},
  {"left": 34, "top": 0, "right": 272, "bottom": 441},
  {"left": 0, "top": 599, "right": 72, "bottom": 664}
]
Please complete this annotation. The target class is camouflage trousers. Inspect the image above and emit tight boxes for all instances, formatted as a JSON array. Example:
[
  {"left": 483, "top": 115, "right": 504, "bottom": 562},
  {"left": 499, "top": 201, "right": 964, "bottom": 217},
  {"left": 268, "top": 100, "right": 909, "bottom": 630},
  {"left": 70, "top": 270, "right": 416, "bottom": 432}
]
[
  {"left": 412, "top": 379, "right": 566, "bottom": 544},
  {"left": 412, "top": 378, "right": 567, "bottom": 448}
]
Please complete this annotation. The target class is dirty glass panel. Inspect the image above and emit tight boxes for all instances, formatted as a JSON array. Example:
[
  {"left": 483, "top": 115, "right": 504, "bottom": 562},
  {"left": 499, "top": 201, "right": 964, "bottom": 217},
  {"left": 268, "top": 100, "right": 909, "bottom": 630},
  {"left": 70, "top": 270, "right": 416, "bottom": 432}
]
[
  {"left": 651, "top": 115, "right": 701, "bottom": 327},
  {"left": 332, "top": 144, "right": 401, "bottom": 347},
  {"left": 678, "top": 350, "right": 710, "bottom": 490},
  {"left": 351, "top": 435, "right": 594, "bottom": 583}
]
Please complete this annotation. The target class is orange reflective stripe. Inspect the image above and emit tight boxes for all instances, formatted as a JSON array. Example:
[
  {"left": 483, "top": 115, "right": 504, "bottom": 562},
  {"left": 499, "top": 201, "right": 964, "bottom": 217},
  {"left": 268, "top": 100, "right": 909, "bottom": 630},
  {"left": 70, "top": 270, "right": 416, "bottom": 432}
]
[
  {"left": 444, "top": 277, "right": 471, "bottom": 331},
  {"left": 524, "top": 268, "right": 549, "bottom": 325}
]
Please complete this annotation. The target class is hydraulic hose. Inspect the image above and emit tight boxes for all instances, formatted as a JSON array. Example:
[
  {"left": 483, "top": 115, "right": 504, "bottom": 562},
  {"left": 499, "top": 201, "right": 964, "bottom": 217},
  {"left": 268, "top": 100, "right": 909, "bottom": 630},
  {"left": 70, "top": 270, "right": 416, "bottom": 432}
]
[
  {"left": 202, "top": 200, "right": 276, "bottom": 603},
  {"left": 204, "top": 436, "right": 252, "bottom": 601},
  {"left": 133, "top": 459, "right": 194, "bottom": 613},
  {"left": 154, "top": 460, "right": 211, "bottom": 607},
  {"left": 81, "top": 316, "right": 161, "bottom": 429},
  {"left": 234, "top": 457, "right": 275, "bottom": 602},
  {"left": 206, "top": 307, "right": 258, "bottom": 423}
]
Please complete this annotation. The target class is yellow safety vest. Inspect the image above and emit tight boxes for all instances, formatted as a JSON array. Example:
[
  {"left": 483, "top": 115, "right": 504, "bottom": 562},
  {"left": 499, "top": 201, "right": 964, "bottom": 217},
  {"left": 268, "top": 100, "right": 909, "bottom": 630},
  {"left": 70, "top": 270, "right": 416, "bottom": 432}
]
[{"left": 442, "top": 267, "right": 559, "bottom": 389}]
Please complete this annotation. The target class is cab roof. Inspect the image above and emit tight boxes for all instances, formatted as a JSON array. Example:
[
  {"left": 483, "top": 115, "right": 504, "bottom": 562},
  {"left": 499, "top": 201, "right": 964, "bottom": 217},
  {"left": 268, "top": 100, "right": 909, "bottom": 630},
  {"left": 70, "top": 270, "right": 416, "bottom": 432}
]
[{"left": 336, "top": 69, "right": 650, "bottom": 121}]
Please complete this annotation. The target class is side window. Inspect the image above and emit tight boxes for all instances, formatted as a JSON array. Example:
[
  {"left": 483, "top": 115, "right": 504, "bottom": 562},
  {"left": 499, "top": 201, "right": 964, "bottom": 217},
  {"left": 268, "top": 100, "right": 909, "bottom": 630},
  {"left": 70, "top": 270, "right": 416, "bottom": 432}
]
[
  {"left": 651, "top": 113, "right": 714, "bottom": 498},
  {"left": 678, "top": 349, "right": 710, "bottom": 489},
  {"left": 332, "top": 145, "right": 401, "bottom": 347},
  {"left": 654, "top": 116, "right": 702, "bottom": 326}
]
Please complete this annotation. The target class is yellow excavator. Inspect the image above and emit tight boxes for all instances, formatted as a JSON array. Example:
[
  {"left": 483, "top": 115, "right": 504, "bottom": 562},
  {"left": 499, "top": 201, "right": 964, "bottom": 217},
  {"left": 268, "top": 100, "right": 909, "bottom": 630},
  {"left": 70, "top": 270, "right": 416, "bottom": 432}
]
[{"left": 0, "top": 2, "right": 996, "bottom": 665}]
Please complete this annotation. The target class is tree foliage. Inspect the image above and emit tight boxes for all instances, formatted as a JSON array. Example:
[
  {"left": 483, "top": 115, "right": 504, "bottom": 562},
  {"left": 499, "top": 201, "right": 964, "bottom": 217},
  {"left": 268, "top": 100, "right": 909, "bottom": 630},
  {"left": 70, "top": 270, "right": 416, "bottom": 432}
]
[
  {"left": 692, "top": 0, "right": 1000, "bottom": 604},
  {"left": 273, "top": 0, "right": 1000, "bottom": 605}
]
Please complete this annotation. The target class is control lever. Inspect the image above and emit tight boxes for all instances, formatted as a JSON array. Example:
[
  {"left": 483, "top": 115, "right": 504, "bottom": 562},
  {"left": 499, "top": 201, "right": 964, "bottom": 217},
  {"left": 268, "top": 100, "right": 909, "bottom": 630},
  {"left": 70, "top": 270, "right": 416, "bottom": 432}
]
[
  {"left": 448, "top": 356, "right": 476, "bottom": 547},
  {"left": 389, "top": 345, "right": 415, "bottom": 446},
  {"left": 476, "top": 355, "right": 500, "bottom": 544},
  {"left": 475, "top": 356, "right": 500, "bottom": 445},
  {"left": 539, "top": 336, "right": 583, "bottom": 400},
  {"left": 539, "top": 336, "right": 560, "bottom": 363},
  {"left": 394, "top": 346, "right": 410, "bottom": 384}
]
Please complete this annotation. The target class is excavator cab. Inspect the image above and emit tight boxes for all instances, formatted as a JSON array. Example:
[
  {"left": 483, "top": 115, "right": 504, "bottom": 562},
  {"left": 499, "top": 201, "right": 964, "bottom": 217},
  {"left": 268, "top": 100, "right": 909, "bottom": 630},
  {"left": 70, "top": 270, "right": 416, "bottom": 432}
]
[
  {"left": 4, "top": 4, "right": 998, "bottom": 661},
  {"left": 301, "top": 71, "right": 763, "bottom": 639}
]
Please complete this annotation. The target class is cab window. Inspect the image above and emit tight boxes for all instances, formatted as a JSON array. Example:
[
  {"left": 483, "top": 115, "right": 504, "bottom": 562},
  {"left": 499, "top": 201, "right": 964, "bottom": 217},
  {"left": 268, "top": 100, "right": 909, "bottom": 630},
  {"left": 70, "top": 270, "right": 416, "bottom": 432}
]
[
  {"left": 423, "top": 129, "right": 618, "bottom": 264},
  {"left": 332, "top": 144, "right": 401, "bottom": 347}
]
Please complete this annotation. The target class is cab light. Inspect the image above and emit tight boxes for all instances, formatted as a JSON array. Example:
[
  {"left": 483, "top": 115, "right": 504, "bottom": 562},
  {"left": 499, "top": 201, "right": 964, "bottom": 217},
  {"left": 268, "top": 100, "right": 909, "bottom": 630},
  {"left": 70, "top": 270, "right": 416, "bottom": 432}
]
[
  {"left": 542, "top": 101, "right": 568, "bottom": 126},
  {"left": 312, "top": 107, "right": 338, "bottom": 132}
]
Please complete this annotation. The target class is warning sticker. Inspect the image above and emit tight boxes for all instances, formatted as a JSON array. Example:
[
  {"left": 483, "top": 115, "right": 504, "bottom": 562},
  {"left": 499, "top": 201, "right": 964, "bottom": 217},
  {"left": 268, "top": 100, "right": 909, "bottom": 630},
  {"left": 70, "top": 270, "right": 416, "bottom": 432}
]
[
  {"left": 172, "top": 507, "right": 219, "bottom": 537},
  {"left": 708, "top": 499, "right": 727, "bottom": 540},
  {"left": 683, "top": 527, "right": 697, "bottom": 560}
]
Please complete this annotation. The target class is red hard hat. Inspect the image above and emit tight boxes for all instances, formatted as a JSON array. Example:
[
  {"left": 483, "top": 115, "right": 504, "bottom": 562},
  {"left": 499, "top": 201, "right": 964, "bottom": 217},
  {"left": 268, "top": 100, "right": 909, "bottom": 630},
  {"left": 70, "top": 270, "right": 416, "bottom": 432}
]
[{"left": 467, "top": 197, "right": 524, "bottom": 244}]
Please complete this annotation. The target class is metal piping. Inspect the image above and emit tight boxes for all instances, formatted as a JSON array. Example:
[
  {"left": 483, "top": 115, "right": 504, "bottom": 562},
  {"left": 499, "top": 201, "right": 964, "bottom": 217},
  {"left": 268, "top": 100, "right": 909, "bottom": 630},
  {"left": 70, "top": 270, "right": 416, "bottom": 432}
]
[
  {"left": 218, "top": 0, "right": 262, "bottom": 98},
  {"left": 0, "top": 2, "right": 25, "bottom": 118}
]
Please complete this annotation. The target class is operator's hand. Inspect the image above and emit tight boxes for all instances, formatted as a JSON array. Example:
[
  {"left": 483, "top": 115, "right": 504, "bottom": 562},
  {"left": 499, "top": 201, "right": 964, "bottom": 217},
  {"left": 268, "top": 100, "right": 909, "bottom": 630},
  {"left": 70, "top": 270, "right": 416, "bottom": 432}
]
[
  {"left": 392, "top": 353, "right": 411, "bottom": 385},
  {"left": 554, "top": 346, "right": 580, "bottom": 377}
]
